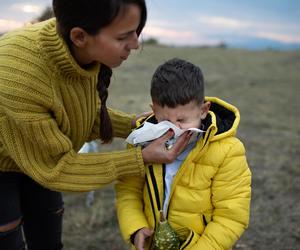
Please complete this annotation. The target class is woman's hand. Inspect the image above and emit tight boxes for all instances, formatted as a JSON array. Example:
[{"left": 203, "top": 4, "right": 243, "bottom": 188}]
[
  {"left": 141, "top": 129, "right": 192, "bottom": 164},
  {"left": 134, "top": 227, "right": 154, "bottom": 250},
  {"left": 131, "top": 111, "right": 153, "bottom": 129}
]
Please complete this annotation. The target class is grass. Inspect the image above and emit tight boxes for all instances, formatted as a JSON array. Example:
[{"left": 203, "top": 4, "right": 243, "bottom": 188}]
[{"left": 62, "top": 45, "right": 300, "bottom": 250}]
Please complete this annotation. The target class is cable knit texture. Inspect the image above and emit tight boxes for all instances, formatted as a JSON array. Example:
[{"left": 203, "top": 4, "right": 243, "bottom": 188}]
[{"left": 0, "top": 18, "right": 144, "bottom": 192}]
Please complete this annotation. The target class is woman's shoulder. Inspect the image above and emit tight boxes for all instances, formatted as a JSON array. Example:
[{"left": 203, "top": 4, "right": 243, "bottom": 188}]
[{"left": 0, "top": 19, "right": 56, "bottom": 58}]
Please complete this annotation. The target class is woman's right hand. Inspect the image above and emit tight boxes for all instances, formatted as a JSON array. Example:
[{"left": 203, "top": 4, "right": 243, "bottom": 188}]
[{"left": 141, "top": 129, "right": 192, "bottom": 164}]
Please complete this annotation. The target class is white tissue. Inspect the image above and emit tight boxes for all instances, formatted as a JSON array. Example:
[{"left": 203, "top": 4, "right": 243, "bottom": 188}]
[{"left": 126, "top": 121, "right": 205, "bottom": 147}]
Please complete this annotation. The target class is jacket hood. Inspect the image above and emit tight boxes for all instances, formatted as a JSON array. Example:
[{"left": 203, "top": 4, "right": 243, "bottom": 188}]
[{"left": 203, "top": 96, "right": 240, "bottom": 142}]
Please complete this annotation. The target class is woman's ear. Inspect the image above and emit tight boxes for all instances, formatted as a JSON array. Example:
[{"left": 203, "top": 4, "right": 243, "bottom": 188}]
[
  {"left": 200, "top": 101, "right": 211, "bottom": 119},
  {"left": 70, "top": 27, "right": 89, "bottom": 47}
]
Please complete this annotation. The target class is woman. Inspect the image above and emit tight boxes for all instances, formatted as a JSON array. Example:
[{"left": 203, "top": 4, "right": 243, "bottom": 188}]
[{"left": 0, "top": 0, "right": 191, "bottom": 249}]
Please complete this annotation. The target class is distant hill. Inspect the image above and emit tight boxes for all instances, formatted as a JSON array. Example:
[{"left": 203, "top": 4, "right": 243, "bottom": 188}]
[
  {"left": 228, "top": 37, "right": 300, "bottom": 51},
  {"left": 145, "top": 36, "right": 300, "bottom": 51}
]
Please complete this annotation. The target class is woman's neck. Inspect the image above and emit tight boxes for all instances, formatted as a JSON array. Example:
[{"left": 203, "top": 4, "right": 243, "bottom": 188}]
[{"left": 69, "top": 43, "right": 94, "bottom": 68}]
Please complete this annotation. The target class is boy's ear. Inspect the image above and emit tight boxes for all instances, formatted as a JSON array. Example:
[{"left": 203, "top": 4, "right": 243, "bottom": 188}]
[
  {"left": 149, "top": 103, "right": 154, "bottom": 113},
  {"left": 70, "top": 27, "right": 89, "bottom": 47},
  {"left": 200, "top": 101, "right": 211, "bottom": 119}
]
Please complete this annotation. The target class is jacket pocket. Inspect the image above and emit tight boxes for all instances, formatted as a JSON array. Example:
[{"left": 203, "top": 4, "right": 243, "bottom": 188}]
[{"left": 180, "top": 229, "right": 200, "bottom": 250}]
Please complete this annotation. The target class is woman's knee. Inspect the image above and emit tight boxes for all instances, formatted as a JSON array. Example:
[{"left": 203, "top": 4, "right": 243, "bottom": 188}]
[
  {"left": 0, "top": 218, "right": 25, "bottom": 249},
  {"left": 0, "top": 218, "right": 22, "bottom": 233}
]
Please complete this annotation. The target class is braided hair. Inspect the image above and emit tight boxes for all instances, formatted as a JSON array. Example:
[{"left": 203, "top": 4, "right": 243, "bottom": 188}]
[{"left": 97, "top": 65, "right": 113, "bottom": 143}]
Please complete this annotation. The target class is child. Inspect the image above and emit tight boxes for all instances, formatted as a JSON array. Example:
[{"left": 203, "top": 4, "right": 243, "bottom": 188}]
[{"left": 116, "top": 58, "right": 251, "bottom": 250}]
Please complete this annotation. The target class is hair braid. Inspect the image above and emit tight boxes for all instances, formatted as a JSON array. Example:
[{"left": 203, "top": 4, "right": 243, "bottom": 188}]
[{"left": 97, "top": 64, "right": 113, "bottom": 143}]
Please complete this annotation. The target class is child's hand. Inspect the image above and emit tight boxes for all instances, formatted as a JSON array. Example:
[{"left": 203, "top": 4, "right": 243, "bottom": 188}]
[
  {"left": 134, "top": 227, "right": 154, "bottom": 250},
  {"left": 141, "top": 129, "right": 192, "bottom": 164}
]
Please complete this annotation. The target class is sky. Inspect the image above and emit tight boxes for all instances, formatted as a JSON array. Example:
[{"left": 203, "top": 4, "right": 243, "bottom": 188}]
[{"left": 0, "top": 0, "right": 299, "bottom": 49}]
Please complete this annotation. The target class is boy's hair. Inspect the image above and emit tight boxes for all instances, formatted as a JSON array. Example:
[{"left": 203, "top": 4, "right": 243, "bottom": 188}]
[{"left": 151, "top": 58, "right": 205, "bottom": 108}]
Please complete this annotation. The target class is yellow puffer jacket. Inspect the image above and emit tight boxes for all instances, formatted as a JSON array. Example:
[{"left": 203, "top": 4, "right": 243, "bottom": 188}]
[{"left": 116, "top": 97, "right": 251, "bottom": 249}]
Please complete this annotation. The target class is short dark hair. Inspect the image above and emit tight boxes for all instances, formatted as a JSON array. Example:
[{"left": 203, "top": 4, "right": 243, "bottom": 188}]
[{"left": 151, "top": 58, "right": 204, "bottom": 108}]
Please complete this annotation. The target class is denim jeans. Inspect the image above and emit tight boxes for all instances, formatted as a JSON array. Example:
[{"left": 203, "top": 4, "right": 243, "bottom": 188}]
[{"left": 0, "top": 172, "right": 64, "bottom": 250}]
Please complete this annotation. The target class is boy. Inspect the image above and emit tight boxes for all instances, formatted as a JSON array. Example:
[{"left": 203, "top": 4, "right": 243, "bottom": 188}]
[{"left": 116, "top": 58, "right": 251, "bottom": 250}]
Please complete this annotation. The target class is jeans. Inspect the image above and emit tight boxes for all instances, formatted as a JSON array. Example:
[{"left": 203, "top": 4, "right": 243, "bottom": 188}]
[{"left": 0, "top": 172, "right": 64, "bottom": 250}]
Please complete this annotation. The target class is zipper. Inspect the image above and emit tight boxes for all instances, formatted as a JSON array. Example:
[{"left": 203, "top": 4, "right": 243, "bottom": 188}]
[{"left": 146, "top": 164, "right": 164, "bottom": 250}]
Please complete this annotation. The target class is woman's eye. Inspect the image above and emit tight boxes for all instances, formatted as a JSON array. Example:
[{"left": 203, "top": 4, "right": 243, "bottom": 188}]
[{"left": 117, "top": 36, "right": 127, "bottom": 41}]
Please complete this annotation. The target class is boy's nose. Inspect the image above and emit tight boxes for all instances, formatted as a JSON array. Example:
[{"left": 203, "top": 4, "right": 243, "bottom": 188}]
[{"left": 174, "top": 122, "right": 182, "bottom": 129}]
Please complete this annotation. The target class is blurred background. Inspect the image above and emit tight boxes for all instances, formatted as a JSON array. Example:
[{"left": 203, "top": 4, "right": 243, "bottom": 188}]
[
  {"left": 1, "top": 0, "right": 300, "bottom": 50},
  {"left": 1, "top": 1, "right": 300, "bottom": 249}
]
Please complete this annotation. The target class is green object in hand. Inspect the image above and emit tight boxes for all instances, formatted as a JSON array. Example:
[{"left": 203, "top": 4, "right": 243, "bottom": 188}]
[{"left": 152, "top": 211, "right": 180, "bottom": 250}]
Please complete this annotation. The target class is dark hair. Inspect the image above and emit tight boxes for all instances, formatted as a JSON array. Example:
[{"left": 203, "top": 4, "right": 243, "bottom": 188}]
[
  {"left": 151, "top": 58, "right": 205, "bottom": 108},
  {"left": 53, "top": 0, "right": 147, "bottom": 143}
]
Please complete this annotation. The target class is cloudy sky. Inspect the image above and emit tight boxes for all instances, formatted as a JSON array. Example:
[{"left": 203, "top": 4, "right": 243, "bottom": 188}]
[{"left": 1, "top": 0, "right": 299, "bottom": 48}]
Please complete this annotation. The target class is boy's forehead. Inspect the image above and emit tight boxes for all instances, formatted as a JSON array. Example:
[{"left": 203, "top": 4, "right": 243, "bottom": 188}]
[
  {"left": 152, "top": 100, "right": 202, "bottom": 109},
  {"left": 152, "top": 101, "right": 201, "bottom": 114}
]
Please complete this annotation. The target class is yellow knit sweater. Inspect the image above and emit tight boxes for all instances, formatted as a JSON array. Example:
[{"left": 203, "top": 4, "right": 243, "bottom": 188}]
[{"left": 0, "top": 19, "right": 144, "bottom": 192}]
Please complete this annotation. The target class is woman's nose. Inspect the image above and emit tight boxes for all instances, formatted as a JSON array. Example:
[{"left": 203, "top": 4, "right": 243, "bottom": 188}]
[{"left": 127, "top": 33, "right": 139, "bottom": 50}]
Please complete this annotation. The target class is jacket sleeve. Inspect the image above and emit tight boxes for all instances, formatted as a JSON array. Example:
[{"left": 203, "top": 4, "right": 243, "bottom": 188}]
[
  {"left": 182, "top": 138, "right": 251, "bottom": 250},
  {"left": 115, "top": 173, "right": 150, "bottom": 244}
]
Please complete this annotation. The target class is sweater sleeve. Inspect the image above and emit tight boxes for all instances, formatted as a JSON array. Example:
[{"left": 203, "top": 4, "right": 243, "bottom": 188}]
[
  {"left": 0, "top": 53, "right": 144, "bottom": 192},
  {"left": 184, "top": 139, "right": 251, "bottom": 250},
  {"left": 0, "top": 111, "right": 145, "bottom": 192},
  {"left": 89, "top": 107, "right": 135, "bottom": 141}
]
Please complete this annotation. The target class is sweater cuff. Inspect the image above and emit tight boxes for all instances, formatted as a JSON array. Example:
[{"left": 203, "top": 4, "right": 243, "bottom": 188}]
[{"left": 112, "top": 147, "right": 145, "bottom": 178}]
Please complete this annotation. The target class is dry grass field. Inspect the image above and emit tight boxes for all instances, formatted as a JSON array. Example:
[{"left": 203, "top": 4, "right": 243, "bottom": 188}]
[{"left": 62, "top": 45, "right": 300, "bottom": 250}]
